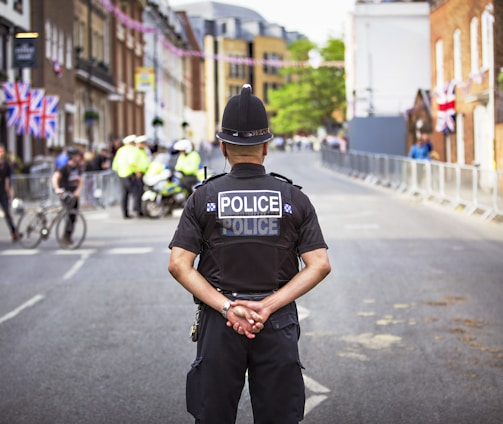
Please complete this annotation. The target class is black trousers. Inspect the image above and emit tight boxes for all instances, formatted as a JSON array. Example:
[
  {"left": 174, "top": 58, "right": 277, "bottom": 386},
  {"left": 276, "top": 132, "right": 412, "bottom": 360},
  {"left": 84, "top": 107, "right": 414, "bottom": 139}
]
[
  {"left": 61, "top": 195, "right": 79, "bottom": 237},
  {"left": 186, "top": 300, "right": 305, "bottom": 424},
  {"left": 119, "top": 175, "right": 137, "bottom": 217},
  {"left": 0, "top": 190, "right": 16, "bottom": 235}
]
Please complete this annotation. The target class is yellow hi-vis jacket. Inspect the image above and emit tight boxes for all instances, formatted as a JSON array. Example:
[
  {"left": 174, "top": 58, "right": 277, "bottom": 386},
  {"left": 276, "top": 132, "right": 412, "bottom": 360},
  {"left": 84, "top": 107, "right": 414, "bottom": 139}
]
[
  {"left": 174, "top": 151, "right": 201, "bottom": 176},
  {"left": 112, "top": 144, "right": 141, "bottom": 178}
]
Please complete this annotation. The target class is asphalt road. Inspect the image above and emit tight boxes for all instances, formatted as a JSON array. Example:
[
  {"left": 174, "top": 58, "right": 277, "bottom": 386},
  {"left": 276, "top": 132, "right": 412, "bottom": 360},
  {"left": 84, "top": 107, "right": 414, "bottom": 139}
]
[{"left": 1, "top": 149, "right": 502, "bottom": 423}]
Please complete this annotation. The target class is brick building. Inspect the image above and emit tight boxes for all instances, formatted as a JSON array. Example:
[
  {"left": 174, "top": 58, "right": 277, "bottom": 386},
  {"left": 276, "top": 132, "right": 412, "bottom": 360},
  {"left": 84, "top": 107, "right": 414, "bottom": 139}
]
[{"left": 430, "top": 0, "right": 501, "bottom": 172}]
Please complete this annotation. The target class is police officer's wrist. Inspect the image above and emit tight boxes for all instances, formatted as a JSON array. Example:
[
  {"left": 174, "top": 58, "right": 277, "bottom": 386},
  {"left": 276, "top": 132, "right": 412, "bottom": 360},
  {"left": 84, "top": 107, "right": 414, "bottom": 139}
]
[{"left": 222, "top": 300, "right": 231, "bottom": 319}]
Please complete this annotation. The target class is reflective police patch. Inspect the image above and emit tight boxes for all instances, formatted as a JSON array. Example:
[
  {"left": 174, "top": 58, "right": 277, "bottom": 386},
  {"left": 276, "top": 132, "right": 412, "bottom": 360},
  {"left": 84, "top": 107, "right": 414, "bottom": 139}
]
[
  {"left": 221, "top": 218, "right": 280, "bottom": 236},
  {"left": 218, "top": 190, "right": 282, "bottom": 219}
]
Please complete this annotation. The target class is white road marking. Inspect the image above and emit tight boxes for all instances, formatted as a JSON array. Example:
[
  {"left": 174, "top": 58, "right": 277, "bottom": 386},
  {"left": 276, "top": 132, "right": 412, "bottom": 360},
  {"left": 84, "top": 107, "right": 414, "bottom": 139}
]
[
  {"left": 0, "top": 249, "right": 39, "bottom": 255},
  {"left": 297, "top": 304, "right": 310, "bottom": 321},
  {"left": 58, "top": 250, "right": 95, "bottom": 280},
  {"left": 107, "top": 247, "right": 153, "bottom": 255},
  {"left": 303, "top": 374, "right": 330, "bottom": 393},
  {"left": 304, "top": 394, "right": 329, "bottom": 416},
  {"left": 0, "top": 294, "right": 45, "bottom": 325}
]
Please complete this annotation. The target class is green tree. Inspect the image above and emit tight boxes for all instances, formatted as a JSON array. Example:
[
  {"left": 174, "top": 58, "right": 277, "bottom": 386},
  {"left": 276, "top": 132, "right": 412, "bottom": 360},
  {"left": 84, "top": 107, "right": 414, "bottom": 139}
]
[{"left": 268, "top": 38, "right": 346, "bottom": 136}]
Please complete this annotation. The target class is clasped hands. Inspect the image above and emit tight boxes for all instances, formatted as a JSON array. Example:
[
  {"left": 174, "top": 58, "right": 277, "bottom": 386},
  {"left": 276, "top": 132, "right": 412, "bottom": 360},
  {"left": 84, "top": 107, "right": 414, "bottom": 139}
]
[{"left": 225, "top": 300, "right": 269, "bottom": 339}]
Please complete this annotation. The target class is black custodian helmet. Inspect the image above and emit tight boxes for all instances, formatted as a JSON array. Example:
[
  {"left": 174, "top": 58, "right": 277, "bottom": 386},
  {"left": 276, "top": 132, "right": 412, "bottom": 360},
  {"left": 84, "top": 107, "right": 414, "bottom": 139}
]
[{"left": 216, "top": 84, "right": 273, "bottom": 145}]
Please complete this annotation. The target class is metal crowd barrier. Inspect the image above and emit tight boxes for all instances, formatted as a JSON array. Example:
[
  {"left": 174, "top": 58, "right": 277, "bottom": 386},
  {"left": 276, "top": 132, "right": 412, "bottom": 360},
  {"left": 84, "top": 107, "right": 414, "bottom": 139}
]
[
  {"left": 11, "top": 169, "right": 121, "bottom": 209},
  {"left": 321, "top": 146, "right": 503, "bottom": 222}
]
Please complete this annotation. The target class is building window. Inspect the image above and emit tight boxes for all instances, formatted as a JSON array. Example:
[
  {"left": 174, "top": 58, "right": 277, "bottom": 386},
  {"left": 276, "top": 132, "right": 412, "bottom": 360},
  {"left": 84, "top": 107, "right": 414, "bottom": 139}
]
[
  {"left": 58, "top": 29, "right": 64, "bottom": 64},
  {"left": 229, "top": 55, "right": 245, "bottom": 79},
  {"left": 481, "top": 10, "right": 493, "bottom": 70},
  {"left": 453, "top": 29, "right": 462, "bottom": 82},
  {"left": 13, "top": 0, "right": 22, "bottom": 14},
  {"left": 263, "top": 53, "right": 282, "bottom": 75},
  {"left": 45, "top": 20, "right": 51, "bottom": 60},
  {"left": 66, "top": 35, "right": 73, "bottom": 69},
  {"left": 470, "top": 17, "right": 479, "bottom": 74},
  {"left": 51, "top": 27, "right": 58, "bottom": 60},
  {"left": 0, "top": 32, "right": 6, "bottom": 74},
  {"left": 435, "top": 39, "right": 444, "bottom": 88}
]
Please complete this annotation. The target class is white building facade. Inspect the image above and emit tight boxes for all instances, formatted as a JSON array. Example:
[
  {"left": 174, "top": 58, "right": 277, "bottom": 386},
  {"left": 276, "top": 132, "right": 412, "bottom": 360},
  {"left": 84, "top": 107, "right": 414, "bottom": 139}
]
[{"left": 345, "top": 1, "right": 431, "bottom": 119}]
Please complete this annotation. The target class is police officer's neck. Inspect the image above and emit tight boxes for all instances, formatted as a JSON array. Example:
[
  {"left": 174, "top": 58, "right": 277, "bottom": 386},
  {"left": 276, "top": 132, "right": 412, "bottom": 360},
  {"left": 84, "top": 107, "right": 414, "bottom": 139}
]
[{"left": 228, "top": 154, "right": 266, "bottom": 167}]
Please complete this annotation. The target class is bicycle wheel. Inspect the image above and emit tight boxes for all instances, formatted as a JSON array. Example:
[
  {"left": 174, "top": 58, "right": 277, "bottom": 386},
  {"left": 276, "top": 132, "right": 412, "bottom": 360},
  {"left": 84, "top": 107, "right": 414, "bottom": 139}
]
[
  {"left": 17, "top": 210, "right": 45, "bottom": 249},
  {"left": 55, "top": 208, "right": 87, "bottom": 250}
]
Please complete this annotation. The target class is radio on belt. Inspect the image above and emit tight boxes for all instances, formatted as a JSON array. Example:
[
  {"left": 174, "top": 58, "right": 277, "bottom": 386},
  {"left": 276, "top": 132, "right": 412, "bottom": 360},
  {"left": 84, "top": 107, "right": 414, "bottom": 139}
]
[{"left": 218, "top": 190, "right": 282, "bottom": 219}]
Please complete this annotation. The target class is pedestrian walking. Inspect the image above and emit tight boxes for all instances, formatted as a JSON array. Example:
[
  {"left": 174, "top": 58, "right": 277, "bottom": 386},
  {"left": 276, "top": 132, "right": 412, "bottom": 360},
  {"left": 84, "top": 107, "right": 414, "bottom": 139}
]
[
  {"left": 0, "top": 143, "right": 20, "bottom": 241},
  {"left": 168, "top": 84, "right": 331, "bottom": 423}
]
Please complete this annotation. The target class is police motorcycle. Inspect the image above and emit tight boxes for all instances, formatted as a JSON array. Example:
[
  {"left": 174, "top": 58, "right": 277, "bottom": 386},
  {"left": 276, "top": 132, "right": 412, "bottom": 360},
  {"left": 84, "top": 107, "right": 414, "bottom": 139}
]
[{"left": 140, "top": 153, "right": 189, "bottom": 218}]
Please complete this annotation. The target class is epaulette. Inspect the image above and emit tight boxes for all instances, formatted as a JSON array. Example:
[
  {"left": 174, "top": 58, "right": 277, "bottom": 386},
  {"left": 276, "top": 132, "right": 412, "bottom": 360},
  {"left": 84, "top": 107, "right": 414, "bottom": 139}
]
[
  {"left": 270, "top": 172, "right": 302, "bottom": 190},
  {"left": 202, "top": 172, "right": 227, "bottom": 185}
]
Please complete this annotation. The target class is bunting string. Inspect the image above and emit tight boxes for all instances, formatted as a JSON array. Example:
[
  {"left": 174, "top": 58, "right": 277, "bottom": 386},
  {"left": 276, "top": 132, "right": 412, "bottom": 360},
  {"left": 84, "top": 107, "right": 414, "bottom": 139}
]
[{"left": 98, "top": 0, "right": 343, "bottom": 69}]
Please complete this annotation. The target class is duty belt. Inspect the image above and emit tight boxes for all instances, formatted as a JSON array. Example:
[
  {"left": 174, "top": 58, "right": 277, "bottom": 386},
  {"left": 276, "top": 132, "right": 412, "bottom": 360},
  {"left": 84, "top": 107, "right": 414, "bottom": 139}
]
[{"left": 215, "top": 287, "right": 276, "bottom": 300}]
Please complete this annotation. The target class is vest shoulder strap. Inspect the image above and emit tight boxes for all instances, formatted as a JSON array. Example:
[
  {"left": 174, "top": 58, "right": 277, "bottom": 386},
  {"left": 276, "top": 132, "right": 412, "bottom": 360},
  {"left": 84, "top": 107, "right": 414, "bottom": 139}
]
[
  {"left": 202, "top": 172, "right": 227, "bottom": 185},
  {"left": 269, "top": 172, "right": 302, "bottom": 190}
]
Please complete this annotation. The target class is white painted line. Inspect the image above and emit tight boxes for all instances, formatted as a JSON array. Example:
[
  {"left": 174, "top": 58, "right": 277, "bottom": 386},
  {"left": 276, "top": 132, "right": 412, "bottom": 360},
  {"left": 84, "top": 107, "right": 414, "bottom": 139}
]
[
  {"left": 297, "top": 304, "right": 310, "bottom": 322},
  {"left": 304, "top": 394, "right": 328, "bottom": 416},
  {"left": 344, "top": 223, "right": 380, "bottom": 230},
  {"left": 0, "top": 249, "right": 39, "bottom": 255},
  {"left": 63, "top": 257, "right": 87, "bottom": 280},
  {"left": 61, "top": 250, "right": 94, "bottom": 280},
  {"left": 0, "top": 294, "right": 45, "bottom": 325},
  {"left": 304, "top": 374, "right": 331, "bottom": 393},
  {"left": 108, "top": 247, "right": 153, "bottom": 255}
]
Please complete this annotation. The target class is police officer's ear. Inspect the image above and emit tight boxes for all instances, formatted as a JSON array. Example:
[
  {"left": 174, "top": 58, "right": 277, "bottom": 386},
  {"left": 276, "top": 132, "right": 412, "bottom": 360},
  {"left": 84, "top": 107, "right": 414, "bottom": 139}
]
[
  {"left": 221, "top": 142, "right": 227, "bottom": 157},
  {"left": 262, "top": 142, "right": 268, "bottom": 156}
]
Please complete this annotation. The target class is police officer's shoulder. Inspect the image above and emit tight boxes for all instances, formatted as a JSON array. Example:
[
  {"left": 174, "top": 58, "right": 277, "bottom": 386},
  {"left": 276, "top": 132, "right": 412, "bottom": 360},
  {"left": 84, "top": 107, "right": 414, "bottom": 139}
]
[
  {"left": 201, "top": 172, "right": 227, "bottom": 185},
  {"left": 269, "top": 172, "right": 302, "bottom": 190}
]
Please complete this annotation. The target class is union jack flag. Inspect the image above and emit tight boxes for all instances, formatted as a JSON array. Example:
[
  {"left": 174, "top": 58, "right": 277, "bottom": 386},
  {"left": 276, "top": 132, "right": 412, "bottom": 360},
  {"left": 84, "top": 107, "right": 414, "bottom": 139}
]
[
  {"left": 2, "top": 82, "right": 30, "bottom": 127},
  {"left": 17, "top": 88, "right": 45, "bottom": 136},
  {"left": 36, "top": 95, "right": 59, "bottom": 139},
  {"left": 435, "top": 80, "right": 456, "bottom": 134}
]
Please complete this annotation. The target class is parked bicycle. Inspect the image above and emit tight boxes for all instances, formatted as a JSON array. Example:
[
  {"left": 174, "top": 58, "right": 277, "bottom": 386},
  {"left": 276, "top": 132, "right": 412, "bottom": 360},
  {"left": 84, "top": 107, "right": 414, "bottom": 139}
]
[{"left": 16, "top": 193, "right": 87, "bottom": 250}]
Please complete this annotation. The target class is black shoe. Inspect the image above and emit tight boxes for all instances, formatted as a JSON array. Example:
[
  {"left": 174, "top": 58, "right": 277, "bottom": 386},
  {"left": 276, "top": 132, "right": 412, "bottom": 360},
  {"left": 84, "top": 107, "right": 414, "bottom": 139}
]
[
  {"left": 124, "top": 213, "right": 132, "bottom": 219},
  {"left": 12, "top": 232, "right": 21, "bottom": 242}
]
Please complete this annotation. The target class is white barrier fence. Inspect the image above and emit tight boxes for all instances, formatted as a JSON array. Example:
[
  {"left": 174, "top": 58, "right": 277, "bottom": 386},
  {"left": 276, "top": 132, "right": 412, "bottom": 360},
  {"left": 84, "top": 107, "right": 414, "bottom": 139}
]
[
  {"left": 12, "top": 169, "right": 121, "bottom": 209},
  {"left": 320, "top": 147, "right": 503, "bottom": 222}
]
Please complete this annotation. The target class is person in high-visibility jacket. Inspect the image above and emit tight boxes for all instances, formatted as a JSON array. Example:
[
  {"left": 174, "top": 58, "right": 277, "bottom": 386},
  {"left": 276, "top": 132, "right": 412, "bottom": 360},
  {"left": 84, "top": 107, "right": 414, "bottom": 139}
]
[
  {"left": 112, "top": 134, "right": 143, "bottom": 218},
  {"left": 173, "top": 139, "right": 201, "bottom": 195}
]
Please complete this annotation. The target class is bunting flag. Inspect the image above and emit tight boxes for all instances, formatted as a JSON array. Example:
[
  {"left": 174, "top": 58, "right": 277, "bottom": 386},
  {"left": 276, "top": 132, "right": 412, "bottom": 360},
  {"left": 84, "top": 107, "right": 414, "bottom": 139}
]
[
  {"left": 36, "top": 95, "right": 59, "bottom": 139},
  {"left": 2, "top": 81, "right": 30, "bottom": 127},
  {"left": 17, "top": 88, "right": 45, "bottom": 136},
  {"left": 435, "top": 80, "right": 456, "bottom": 134}
]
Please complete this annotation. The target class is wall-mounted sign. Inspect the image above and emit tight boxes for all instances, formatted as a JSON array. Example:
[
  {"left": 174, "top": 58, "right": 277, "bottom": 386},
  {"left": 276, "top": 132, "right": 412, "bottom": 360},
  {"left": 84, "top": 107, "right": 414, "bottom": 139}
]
[{"left": 13, "top": 32, "right": 39, "bottom": 69}]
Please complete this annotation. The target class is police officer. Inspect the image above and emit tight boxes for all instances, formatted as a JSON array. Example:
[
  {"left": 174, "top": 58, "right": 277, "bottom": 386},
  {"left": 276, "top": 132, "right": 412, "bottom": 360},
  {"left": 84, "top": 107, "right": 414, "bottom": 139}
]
[
  {"left": 112, "top": 134, "right": 142, "bottom": 218},
  {"left": 173, "top": 138, "right": 201, "bottom": 196},
  {"left": 168, "top": 84, "right": 331, "bottom": 424}
]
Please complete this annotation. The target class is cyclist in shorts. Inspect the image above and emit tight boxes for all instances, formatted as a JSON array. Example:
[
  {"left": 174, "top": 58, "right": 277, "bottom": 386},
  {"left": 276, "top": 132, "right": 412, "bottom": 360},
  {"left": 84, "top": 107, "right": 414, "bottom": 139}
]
[{"left": 51, "top": 147, "right": 83, "bottom": 245}]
